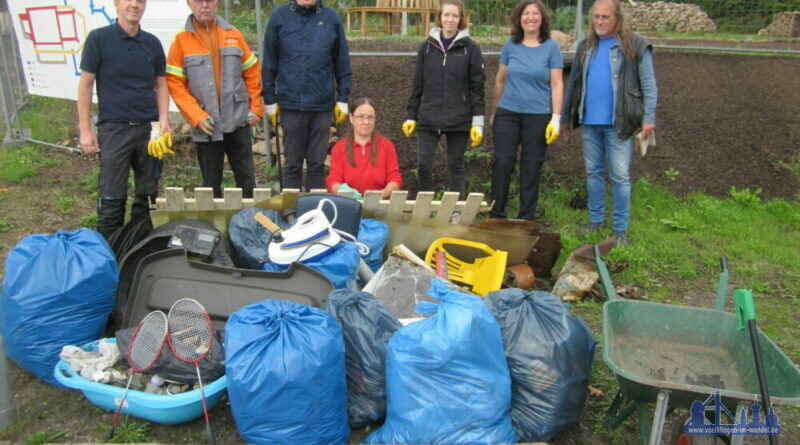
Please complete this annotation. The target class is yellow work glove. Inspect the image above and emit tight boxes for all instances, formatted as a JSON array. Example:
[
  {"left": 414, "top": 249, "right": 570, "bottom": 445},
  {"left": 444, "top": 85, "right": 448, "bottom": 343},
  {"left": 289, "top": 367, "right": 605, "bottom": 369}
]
[
  {"left": 266, "top": 103, "right": 280, "bottom": 128},
  {"left": 470, "top": 125, "right": 483, "bottom": 147},
  {"left": 402, "top": 120, "right": 416, "bottom": 138},
  {"left": 545, "top": 114, "right": 561, "bottom": 144},
  {"left": 147, "top": 122, "right": 174, "bottom": 159},
  {"left": 333, "top": 102, "right": 349, "bottom": 124}
]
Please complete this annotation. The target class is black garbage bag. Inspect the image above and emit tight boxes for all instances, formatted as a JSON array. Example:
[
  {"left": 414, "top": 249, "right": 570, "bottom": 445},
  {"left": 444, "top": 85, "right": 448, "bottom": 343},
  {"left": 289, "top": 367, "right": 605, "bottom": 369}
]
[
  {"left": 106, "top": 218, "right": 153, "bottom": 263},
  {"left": 228, "top": 208, "right": 291, "bottom": 269},
  {"left": 485, "top": 288, "right": 597, "bottom": 442},
  {"left": 116, "top": 326, "right": 225, "bottom": 384},
  {"left": 325, "top": 289, "right": 401, "bottom": 428}
]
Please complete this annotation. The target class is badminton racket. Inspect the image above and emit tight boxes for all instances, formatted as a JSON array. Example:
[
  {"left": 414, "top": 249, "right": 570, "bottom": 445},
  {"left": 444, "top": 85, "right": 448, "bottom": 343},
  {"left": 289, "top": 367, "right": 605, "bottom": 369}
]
[
  {"left": 107, "top": 310, "right": 167, "bottom": 440},
  {"left": 167, "top": 298, "right": 215, "bottom": 445}
]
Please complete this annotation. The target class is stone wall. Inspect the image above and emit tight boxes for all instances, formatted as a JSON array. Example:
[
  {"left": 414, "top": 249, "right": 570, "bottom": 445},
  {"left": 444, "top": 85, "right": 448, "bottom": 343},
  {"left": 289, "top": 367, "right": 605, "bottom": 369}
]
[
  {"left": 758, "top": 11, "right": 800, "bottom": 37},
  {"left": 621, "top": 1, "right": 717, "bottom": 33}
]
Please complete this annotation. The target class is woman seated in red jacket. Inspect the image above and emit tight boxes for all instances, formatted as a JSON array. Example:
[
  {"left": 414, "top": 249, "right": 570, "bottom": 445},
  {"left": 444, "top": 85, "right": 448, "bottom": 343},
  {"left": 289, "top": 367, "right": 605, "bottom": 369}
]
[{"left": 326, "top": 98, "right": 403, "bottom": 199}]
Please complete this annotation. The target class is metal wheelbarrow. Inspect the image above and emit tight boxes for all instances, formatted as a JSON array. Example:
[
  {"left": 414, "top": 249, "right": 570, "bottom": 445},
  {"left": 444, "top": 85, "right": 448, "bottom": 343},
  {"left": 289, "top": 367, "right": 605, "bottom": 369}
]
[{"left": 594, "top": 246, "right": 800, "bottom": 444}]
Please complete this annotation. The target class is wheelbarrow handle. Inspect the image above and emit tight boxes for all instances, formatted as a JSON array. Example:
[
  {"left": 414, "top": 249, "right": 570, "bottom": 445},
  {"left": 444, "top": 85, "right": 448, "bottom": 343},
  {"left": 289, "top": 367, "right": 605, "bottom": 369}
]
[
  {"left": 594, "top": 245, "right": 619, "bottom": 301},
  {"left": 715, "top": 256, "right": 730, "bottom": 311}
]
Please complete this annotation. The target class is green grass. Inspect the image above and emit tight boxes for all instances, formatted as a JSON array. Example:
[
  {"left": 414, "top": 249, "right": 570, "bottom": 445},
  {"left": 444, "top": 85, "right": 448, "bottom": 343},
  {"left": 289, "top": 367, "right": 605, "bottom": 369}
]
[
  {"left": 79, "top": 214, "right": 98, "bottom": 229},
  {"left": 23, "top": 429, "right": 66, "bottom": 444},
  {"left": 98, "top": 420, "right": 151, "bottom": 443},
  {"left": 18, "top": 96, "right": 79, "bottom": 143},
  {"left": 57, "top": 197, "right": 75, "bottom": 215},
  {"left": 539, "top": 177, "right": 800, "bottom": 359},
  {"left": 0, "top": 145, "right": 65, "bottom": 183}
]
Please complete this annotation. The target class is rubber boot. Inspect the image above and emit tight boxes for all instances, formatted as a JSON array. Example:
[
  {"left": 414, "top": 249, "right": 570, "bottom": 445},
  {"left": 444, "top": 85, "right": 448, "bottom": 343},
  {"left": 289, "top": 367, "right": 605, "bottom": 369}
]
[
  {"left": 97, "top": 198, "right": 126, "bottom": 240},
  {"left": 131, "top": 194, "right": 154, "bottom": 223}
]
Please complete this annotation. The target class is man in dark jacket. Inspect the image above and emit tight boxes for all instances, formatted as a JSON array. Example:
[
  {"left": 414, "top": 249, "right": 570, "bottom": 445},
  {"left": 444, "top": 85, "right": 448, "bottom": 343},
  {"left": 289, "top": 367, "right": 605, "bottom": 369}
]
[
  {"left": 562, "top": 0, "right": 657, "bottom": 246},
  {"left": 262, "top": 0, "right": 352, "bottom": 190}
]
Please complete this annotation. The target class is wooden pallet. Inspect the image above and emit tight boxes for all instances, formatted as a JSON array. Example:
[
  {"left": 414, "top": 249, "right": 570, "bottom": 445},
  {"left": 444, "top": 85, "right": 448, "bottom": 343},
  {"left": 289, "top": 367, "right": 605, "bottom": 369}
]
[{"left": 154, "top": 188, "right": 490, "bottom": 226}]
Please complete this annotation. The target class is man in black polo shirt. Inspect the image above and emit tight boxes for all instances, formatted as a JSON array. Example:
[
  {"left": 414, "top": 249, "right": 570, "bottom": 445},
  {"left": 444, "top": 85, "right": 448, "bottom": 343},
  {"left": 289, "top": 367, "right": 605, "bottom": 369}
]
[{"left": 77, "top": 0, "right": 170, "bottom": 239}]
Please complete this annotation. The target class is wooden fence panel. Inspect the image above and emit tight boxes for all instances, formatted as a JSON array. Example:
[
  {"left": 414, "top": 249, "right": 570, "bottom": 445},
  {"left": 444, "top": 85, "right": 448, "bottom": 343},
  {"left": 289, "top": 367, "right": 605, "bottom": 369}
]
[{"left": 155, "top": 188, "right": 490, "bottom": 225}]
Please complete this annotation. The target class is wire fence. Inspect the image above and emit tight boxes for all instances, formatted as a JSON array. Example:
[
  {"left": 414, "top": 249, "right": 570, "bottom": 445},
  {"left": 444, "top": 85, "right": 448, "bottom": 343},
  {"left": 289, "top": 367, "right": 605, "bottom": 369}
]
[{"left": 1, "top": 1, "right": 798, "bottom": 152}]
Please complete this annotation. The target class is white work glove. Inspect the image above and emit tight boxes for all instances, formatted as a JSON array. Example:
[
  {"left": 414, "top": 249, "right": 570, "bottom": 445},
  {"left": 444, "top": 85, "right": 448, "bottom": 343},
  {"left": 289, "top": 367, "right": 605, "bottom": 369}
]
[
  {"left": 545, "top": 114, "right": 561, "bottom": 144},
  {"left": 334, "top": 101, "right": 349, "bottom": 124}
]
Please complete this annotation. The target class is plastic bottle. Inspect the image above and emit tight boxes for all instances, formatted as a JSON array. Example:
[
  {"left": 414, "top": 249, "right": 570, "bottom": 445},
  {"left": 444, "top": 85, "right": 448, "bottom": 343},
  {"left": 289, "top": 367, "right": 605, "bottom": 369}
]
[{"left": 144, "top": 374, "right": 165, "bottom": 394}]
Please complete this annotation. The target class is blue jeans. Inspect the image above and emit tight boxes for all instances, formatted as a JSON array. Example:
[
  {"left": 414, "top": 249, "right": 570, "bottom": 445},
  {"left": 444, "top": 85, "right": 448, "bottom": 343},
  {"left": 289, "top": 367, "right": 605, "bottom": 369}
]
[{"left": 581, "top": 124, "right": 633, "bottom": 232}]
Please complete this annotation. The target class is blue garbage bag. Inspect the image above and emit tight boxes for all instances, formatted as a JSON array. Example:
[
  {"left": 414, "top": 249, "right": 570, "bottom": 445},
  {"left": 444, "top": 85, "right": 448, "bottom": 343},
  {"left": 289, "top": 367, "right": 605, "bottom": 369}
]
[
  {"left": 357, "top": 219, "right": 388, "bottom": 272},
  {"left": 325, "top": 289, "right": 401, "bottom": 428},
  {"left": 364, "top": 279, "right": 516, "bottom": 444},
  {"left": 263, "top": 241, "right": 360, "bottom": 289},
  {"left": 485, "top": 288, "right": 597, "bottom": 442},
  {"left": 1, "top": 229, "right": 117, "bottom": 386},
  {"left": 228, "top": 208, "right": 291, "bottom": 269},
  {"left": 225, "top": 300, "right": 349, "bottom": 445}
]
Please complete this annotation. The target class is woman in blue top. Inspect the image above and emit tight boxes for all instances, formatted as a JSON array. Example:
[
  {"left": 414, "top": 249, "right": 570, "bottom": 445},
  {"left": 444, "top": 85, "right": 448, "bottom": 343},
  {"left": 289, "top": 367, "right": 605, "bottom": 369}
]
[{"left": 490, "top": 0, "right": 563, "bottom": 220}]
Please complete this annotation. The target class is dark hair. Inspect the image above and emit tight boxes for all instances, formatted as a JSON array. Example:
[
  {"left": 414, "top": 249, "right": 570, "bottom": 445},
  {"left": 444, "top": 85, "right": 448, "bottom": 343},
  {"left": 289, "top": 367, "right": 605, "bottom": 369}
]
[
  {"left": 346, "top": 98, "right": 379, "bottom": 167},
  {"left": 509, "top": 0, "right": 551, "bottom": 44},
  {"left": 585, "top": 0, "right": 634, "bottom": 61},
  {"left": 435, "top": 0, "right": 468, "bottom": 30}
]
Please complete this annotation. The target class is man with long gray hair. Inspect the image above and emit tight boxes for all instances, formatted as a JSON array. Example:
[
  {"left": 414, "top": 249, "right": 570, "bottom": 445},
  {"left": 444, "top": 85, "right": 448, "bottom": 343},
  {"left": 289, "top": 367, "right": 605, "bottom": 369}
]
[{"left": 562, "top": 0, "right": 657, "bottom": 246}]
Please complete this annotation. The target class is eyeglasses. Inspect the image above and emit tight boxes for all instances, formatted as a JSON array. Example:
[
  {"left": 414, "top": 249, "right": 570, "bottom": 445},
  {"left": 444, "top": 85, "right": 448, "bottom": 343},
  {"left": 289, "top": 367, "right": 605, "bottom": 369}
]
[{"left": 352, "top": 115, "right": 375, "bottom": 122}]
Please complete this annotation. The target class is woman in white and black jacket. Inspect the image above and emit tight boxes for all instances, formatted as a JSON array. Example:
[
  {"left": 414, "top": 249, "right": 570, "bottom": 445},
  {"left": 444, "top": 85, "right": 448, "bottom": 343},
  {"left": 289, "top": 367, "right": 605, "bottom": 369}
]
[{"left": 402, "top": 0, "right": 485, "bottom": 197}]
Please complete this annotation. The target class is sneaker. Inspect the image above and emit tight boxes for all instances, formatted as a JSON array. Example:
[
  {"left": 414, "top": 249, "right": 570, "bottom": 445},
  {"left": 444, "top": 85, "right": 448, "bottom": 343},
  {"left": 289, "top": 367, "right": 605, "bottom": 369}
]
[
  {"left": 613, "top": 231, "right": 628, "bottom": 247},
  {"left": 577, "top": 222, "right": 603, "bottom": 236}
]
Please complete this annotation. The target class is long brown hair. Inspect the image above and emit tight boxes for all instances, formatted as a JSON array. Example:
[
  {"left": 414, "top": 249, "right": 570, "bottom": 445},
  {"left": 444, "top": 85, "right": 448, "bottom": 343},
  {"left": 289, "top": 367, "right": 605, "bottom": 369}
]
[
  {"left": 346, "top": 98, "right": 380, "bottom": 167},
  {"left": 435, "top": 0, "right": 468, "bottom": 30},
  {"left": 585, "top": 0, "right": 634, "bottom": 61},
  {"left": 509, "top": 0, "right": 551, "bottom": 44}
]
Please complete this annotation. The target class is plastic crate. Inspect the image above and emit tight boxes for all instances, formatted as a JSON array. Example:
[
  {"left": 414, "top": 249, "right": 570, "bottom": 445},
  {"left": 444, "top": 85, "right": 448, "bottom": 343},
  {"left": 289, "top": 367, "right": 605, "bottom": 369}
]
[{"left": 54, "top": 338, "right": 227, "bottom": 424}]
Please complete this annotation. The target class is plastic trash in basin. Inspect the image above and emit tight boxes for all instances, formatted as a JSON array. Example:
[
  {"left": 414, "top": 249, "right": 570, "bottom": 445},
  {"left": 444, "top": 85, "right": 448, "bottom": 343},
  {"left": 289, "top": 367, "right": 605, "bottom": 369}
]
[{"left": 53, "top": 339, "right": 227, "bottom": 425}]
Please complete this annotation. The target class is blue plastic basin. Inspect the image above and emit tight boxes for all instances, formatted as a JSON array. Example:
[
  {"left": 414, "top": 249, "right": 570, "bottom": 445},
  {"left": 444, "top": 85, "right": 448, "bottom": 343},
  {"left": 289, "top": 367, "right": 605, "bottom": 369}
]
[{"left": 53, "top": 339, "right": 227, "bottom": 424}]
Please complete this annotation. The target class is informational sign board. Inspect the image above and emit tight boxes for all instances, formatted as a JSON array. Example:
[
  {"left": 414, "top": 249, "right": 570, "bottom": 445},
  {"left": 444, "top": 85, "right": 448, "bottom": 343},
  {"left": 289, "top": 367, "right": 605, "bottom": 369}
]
[{"left": 9, "top": 0, "right": 191, "bottom": 101}]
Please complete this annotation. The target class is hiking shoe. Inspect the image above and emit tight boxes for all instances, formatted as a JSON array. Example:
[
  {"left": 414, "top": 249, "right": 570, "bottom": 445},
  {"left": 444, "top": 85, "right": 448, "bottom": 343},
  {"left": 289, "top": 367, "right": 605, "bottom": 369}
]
[
  {"left": 577, "top": 222, "right": 603, "bottom": 236},
  {"left": 613, "top": 231, "right": 628, "bottom": 247}
]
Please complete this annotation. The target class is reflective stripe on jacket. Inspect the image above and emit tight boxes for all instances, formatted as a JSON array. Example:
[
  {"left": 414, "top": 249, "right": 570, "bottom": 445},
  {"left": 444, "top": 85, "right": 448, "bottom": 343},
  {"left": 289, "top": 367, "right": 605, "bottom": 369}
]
[{"left": 167, "top": 15, "right": 263, "bottom": 142}]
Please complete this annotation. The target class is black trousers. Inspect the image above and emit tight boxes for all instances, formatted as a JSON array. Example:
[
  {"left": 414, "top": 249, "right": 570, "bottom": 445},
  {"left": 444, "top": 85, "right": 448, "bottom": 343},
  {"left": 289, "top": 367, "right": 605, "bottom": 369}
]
[
  {"left": 195, "top": 125, "right": 255, "bottom": 198},
  {"left": 97, "top": 121, "right": 158, "bottom": 238},
  {"left": 280, "top": 110, "right": 331, "bottom": 190},
  {"left": 416, "top": 130, "right": 468, "bottom": 197},
  {"left": 490, "top": 108, "right": 549, "bottom": 220}
]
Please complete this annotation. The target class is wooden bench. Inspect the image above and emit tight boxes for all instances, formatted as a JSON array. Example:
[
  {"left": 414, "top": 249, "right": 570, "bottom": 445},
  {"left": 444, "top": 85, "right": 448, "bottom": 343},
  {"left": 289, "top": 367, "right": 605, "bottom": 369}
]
[{"left": 346, "top": 0, "right": 441, "bottom": 37}]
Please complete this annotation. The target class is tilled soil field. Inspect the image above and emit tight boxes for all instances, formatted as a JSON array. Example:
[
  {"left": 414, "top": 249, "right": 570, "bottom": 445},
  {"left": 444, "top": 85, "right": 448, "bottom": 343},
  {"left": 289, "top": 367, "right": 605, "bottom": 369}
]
[{"left": 346, "top": 40, "right": 800, "bottom": 201}]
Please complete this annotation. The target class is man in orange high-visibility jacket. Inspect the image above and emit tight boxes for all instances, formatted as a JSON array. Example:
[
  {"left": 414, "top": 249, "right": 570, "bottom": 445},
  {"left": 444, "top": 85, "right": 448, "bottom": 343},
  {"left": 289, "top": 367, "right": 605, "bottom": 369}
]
[{"left": 166, "top": 0, "right": 262, "bottom": 198}]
